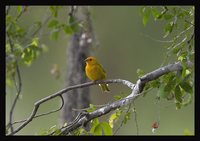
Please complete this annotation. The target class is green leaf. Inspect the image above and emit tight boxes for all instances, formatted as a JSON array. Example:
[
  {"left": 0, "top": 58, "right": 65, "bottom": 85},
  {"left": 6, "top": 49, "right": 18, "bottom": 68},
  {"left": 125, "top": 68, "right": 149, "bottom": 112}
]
[
  {"left": 21, "top": 45, "right": 39, "bottom": 66},
  {"left": 178, "top": 9, "right": 190, "bottom": 19},
  {"left": 6, "top": 78, "right": 14, "bottom": 87},
  {"left": 172, "top": 45, "right": 182, "bottom": 54},
  {"left": 50, "top": 29, "right": 60, "bottom": 40},
  {"left": 164, "top": 14, "right": 174, "bottom": 20},
  {"left": 101, "top": 122, "right": 113, "bottom": 135},
  {"left": 69, "top": 16, "right": 80, "bottom": 32},
  {"left": 164, "top": 76, "right": 176, "bottom": 92},
  {"left": 181, "top": 68, "right": 191, "bottom": 78},
  {"left": 151, "top": 8, "right": 161, "bottom": 20},
  {"left": 150, "top": 79, "right": 161, "bottom": 88},
  {"left": 17, "top": 6, "right": 23, "bottom": 14},
  {"left": 175, "top": 85, "right": 182, "bottom": 103},
  {"left": 93, "top": 123, "right": 102, "bottom": 135},
  {"left": 178, "top": 51, "right": 188, "bottom": 62},
  {"left": 114, "top": 95, "right": 123, "bottom": 100},
  {"left": 184, "top": 129, "right": 193, "bottom": 135},
  {"left": 157, "top": 86, "right": 168, "bottom": 98},
  {"left": 184, "top": 21, "right": 190, "bottom": 30},
  {"left": 137, "top": 68, "right": 145, "bottom": 77},
  {"left": 63, "top": 24, "right": 74, "bottom": 35},
  {"left": 163, "top": 21, "right": 174, "bottom": 38},
  {"left": 52, "top": 129, "right": 62, "bottom": 135},
  {"left": 49, "top": 6, "right": 60, "bottom": 17},
  {"left": 21, "top": 48, "right": 32, "bottom": 65},
  {"left": 13, "top": 43, "right": 23, "bottom": 57},
  {"left": 179, "top": 81, "right": 193, "bottom": 94},
  {"left": 48, "top": 19, "right": 59, "bottom": 28},
  {"left": 162, "top": 73, "right": 175, "bottom": 83},
  {"left": 142, "top": 7, "right": 151, "bottom": 26},
  {"left": 31, "top": 37, "right": 39, "bottom": 47},
  {"left": 182, "top": 92, "right": 193, "bottom": 107},
  {"left": 90, "top": 118, "right": 100, "bottom": 133},
  {"left": 78, "top": 128, "right": 89, "bottom": 135},
  {"left": 87, "top": 104, "right": 97, "bottom": 112},
  {"left": 123, "top": 112, "right": 131, "bottom": 124},
  {"left": 176, "top": 102, "right": 181, "bottom": 110},
  {"left": 109, "top": 109, "right": 121, "bottom": 128}
]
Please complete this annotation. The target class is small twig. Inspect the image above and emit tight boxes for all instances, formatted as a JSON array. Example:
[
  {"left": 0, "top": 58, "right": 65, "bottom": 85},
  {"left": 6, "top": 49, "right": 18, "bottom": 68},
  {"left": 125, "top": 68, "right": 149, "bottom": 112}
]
[
  {"left": 50, "top": 111, "right": 88, "bottom": 136},
  {"left": 15, "top": 6, "right": 27, "bottom": 22},
  {"left": 68, "top": 6, "right": 77, "bottom": 18},
  {"left": 173, "top": 25, "right": 193, "bottom": 42},
  {"left": 114, "top": 104, "right": 132, "bottom": 135},
  {"left": 72, "top": 104, "right": 109, "bottom": 112},
  {"left": 32, "top": 14, "right": 51, "bottom": 37},
  {"left": 187, "top": 32, "right": 194, "bottom": 45},
  {"left": 185, "top": 20, "right": 194, "bottom": 26},
  {"left": 132, "top": 102, "right": 139, "bottom": 135},
  {"left": 7, "top": 31, "right": 22, "bottom": 134},
  {"left": 140, "top": 33, "right": 173, "bottom": 43},
  {"left": 6, "top": 6, "right": 10, "bottom": 15},
  {"left": 113, "top": 88, "right": 153, "bottom": 135},
  {"left": 9, "top": 95, "right": 64, "bottom": 126}
]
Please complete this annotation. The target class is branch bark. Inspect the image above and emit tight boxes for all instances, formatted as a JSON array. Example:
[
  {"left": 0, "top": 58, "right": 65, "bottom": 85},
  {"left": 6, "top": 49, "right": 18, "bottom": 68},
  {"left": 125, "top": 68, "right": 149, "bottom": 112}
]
[
  {"left": 7, "top": 61, "right": 192, "bottom": 135},
  {"left": 60, "top": 61, "right": 193, "bottom": 135}
]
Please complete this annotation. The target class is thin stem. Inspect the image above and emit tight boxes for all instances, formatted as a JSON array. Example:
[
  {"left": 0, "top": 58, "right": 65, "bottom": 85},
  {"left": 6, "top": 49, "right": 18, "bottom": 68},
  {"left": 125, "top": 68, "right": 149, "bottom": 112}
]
[
  {"left": 7, "top": 31, "right": 22, "bottom": 134},
  {"left": 9, "top": 95, "right": 64, "bottom": 126}
]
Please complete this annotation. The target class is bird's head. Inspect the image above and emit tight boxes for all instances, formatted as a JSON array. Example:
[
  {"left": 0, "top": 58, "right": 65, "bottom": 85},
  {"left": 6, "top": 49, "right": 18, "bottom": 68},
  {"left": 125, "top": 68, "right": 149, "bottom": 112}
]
[{"left": 85, "top": 56, "right": 98, "bottom": 65}]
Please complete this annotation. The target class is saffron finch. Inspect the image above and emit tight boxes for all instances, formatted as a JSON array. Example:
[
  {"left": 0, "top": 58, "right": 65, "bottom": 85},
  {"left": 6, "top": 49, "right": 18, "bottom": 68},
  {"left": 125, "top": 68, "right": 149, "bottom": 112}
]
[{"left": 85, "top": 56, "right": 110, "bottom": 92}]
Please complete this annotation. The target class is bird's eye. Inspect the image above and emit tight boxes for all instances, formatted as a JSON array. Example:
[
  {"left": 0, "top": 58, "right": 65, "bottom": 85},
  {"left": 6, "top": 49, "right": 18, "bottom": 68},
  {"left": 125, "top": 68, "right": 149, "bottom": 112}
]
[{"left": 89, "top": 58, "right": 92, "bottom": 61}]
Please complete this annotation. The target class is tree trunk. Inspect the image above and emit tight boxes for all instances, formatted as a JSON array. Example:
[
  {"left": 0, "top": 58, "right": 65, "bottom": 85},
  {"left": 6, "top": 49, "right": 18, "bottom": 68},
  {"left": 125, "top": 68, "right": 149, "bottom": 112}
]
[{"left": 61, "top": 6, "right": 94, "bottom": 126}]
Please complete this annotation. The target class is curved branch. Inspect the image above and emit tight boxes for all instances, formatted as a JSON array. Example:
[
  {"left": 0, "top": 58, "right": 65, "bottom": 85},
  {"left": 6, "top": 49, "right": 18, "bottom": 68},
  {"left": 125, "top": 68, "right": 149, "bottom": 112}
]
[
  {"left": 8, "top": 61, "right": 192, "bottom": 135},
  {"left": 10, "top": 95, "right": 64, "bottom": 126},
  {"left": 60, "top": 61, "right": 193, "bottom": 135},
  {"left": 7, "top": 31, "right": 22, "bottom": 133},
  {"left": 8, "top": 79, "right": 134, "bottom": 135}
]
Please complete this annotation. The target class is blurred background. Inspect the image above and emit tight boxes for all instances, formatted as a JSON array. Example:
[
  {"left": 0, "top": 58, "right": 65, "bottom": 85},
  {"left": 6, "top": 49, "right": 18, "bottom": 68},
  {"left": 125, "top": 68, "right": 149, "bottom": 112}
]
[{"left": 6, "top": 6, "right": 194, "bottom": 135}]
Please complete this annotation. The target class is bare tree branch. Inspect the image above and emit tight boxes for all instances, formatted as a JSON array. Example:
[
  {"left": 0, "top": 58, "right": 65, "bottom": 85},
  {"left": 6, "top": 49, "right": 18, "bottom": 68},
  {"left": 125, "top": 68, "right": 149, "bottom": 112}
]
[
  {"left": 8, "top": 95, "right": 64, "bottom": 126},
  {"left": 7, "top": 61, "right": 192, "bottom": 135},
  {"left": 8, "top": 79, "right": 134, "bottom": 135},
  {"left": 60, "top": 61, "right": 193, "bottom": 135}
]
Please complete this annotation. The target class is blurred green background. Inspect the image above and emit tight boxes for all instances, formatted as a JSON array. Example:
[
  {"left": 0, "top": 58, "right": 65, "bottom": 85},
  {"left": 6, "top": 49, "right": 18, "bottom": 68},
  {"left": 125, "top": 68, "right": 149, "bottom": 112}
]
[{"left": 6, "top": 6, "right": 194, "bottom": 135}]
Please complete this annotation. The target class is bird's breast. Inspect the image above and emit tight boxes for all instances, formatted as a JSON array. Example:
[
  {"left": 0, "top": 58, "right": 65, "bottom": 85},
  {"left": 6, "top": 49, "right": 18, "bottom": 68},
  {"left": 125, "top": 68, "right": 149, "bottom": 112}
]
[{"left": 85, "top": 65, "right": 105, "bottom": 81}]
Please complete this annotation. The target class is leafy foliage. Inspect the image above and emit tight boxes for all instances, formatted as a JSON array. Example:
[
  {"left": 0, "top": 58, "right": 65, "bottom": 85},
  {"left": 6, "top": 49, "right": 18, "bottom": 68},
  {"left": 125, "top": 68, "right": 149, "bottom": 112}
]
[
  {"left": 6, "top": 6, "right": 81, "bottom": 89},
  {"left": 140, "top": 6, "right": 194, "bottom": 109},
  {"left": 90, "top": 119, "right": 113, "bottom": 135},
  {"left": 6, "top": 6, "right": 194, "bottom": 136},
  {"left": 6, "top": 6, "right": 48, "bottom": 88},
  {"left": 109, "top": 109, "right": 121, "bottom": 128},
  {"left": 39, "top": 125, "right": 63, "bottom": 135}
]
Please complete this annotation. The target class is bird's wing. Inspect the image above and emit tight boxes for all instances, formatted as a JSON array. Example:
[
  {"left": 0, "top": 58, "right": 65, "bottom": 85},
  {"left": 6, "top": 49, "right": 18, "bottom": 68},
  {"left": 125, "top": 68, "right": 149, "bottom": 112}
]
[
  {"left": 99, "top": 63, "right": 106, "bottom": 73},
  {"left": 97, "top": 63, "right": 106, "bottom": 79}
]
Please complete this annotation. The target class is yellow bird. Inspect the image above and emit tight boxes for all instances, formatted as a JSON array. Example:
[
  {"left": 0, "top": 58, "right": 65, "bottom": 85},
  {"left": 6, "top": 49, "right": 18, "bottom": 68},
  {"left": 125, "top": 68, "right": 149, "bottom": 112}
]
[{"left": 85, "top": 56, "right": 110, "bottom": 92}]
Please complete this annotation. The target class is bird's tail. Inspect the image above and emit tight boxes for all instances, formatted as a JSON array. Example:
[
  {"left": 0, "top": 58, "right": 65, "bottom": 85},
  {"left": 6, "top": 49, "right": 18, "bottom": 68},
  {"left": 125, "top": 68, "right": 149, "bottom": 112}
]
[{"left": 99, "top": 83, "right": 110, "bottom": 92}]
